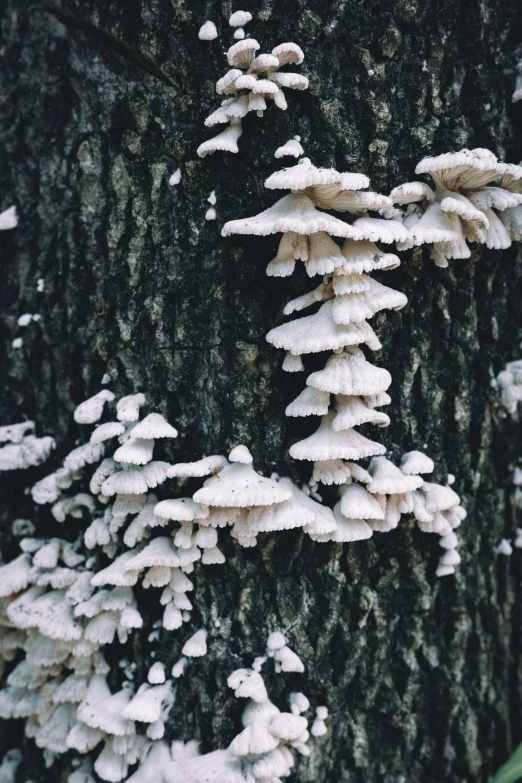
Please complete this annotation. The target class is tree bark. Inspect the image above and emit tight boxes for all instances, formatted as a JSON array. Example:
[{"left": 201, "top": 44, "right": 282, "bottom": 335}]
[{"left": 1, "top": 1, "right": 522, "bottom": 781}]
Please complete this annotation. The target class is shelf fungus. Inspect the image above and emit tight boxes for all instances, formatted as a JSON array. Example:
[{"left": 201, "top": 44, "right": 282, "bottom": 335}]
[
  {"left": 198, "top": 39, "right": 308, "bottom": 157},
  {"left": 391, "top": 148, "right": 522, "bottom": 266}
]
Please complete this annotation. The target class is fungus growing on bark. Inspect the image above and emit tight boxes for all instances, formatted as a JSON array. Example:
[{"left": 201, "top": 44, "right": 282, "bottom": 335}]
[
  {"left": 0, "top": 205, "right": 17, "bottom": 229},
  {"left": 198, "top": 21, "right": 218, "bottom": 41},
  {"left": 198, "top": 39, "right": 308, "bottom": 157},
  {"left": 275, "top": 135, "right": 304, "bottom": 159},
  {"left": 392, "top": 148, "right": 522, "bottom": 266}
]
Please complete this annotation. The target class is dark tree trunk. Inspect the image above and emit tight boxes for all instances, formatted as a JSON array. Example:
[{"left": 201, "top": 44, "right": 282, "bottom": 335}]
[{"left": 1, "top": 1, "right": 522, "bottom": 781}]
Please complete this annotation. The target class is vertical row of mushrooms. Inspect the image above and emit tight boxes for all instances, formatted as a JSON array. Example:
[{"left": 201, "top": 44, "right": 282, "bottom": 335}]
[{"left": 221, "top": 157, "right": 465, "bottom": 571}]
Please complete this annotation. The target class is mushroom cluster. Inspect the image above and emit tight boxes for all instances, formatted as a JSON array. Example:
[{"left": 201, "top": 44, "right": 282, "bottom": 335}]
[
  {"left": 197, "top": 39, "right": 308, "bottom": 157},
  {"left": 155, "top": 631, "right": 319, "bottom": 783},
  {"left": 0, "top": 420, "right": 55, "bottom": 471},
  {"left": 391, "top": 148, "right": 522, "bottom": 267}
]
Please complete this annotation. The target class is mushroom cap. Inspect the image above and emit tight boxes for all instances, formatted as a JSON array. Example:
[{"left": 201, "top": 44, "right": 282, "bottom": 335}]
[
  {"left": 229, "top": 10, "right": 252, "bottom": 26},
  {"left": 331, "top": 278, "right": 408, "bottom": 326},
  {"left": 315, "top": 502, "right": 373, "bottom": 542},
  {"left": 275, "top": 138, "right": 305, "bottom": 159},
  {"left": 229, "top": 445, "right": 253, "bottom": 463},
  {"left": 90, "top": 422, "right": 126, "bottom": 445},
  {"left": 366, "top": 456, "right": 423, "bottom": 494},
  {"left": 130, "top": 413, "right": 178, "bottom": 440},
  {"left": 113, "top": 438, "right": 154, "bottom": 466},
  {"left": 125, "top": 538, "right": 181, "bottom": 571},
  {"left": 271, "top": 42, "right": 305, "bottom": 66},
  {"left": 193, "top": 462, "right": 292, "bottom": 507},
  {"left": 389, "top": 181, "right": 436, "bottom": 205},
  {"left": 304, "top": 231, "right": 346, "bottom": 276},
  {"left": 265, "top": 158, "right": 369, "bottom": 192},
  {"left": 197, "top": 119, "right": 243, "bottom": 158},
  {"left": 222, "top": 192, "right": 363, "bottom": 238},
  {"left": 305, "top": 186, "right": 391, "bottom": 213},
  {"left": 289, "top": 412, "right": 386, "bottom": 462},
  {"left": 282, "top": 352, "right": 305, "bottom": 372},
  {"left": 340, "top": 239, "right": 400, "bottom": 274},
  {"left": 498, "top": 205, "right": 522, "bottom": 242},
  {"left": 333, "top": 395, "right": 390, "bottom": 430},
  {"left": 440, "top": 191, "right": 489, "bottom": 227},
  {"left": 408, "top": 201, "right": 462, "bottom": 246},
  {"left": 91, "top": 551, "right": 140, "bottom": 587},
  {"left": 116, "top": 393, "right": 146, "bottom": 422},
  {"left": 266, "top": 300, "right": 380, "bottom": 355},
  {"left": 312, "top": 458, "right": 352, "bottom": 486},
  {"left": 415, "top": 148, "right": 502, "bottom": 191},
  {"left": 182, "top": 629, "right": 208, "bottom": 657},
  {"left": 154, "top": 498, "right": 208, "bottom": 522},
  {"left": 306, "top": 350, "right": 392, "bottom": 396},
  {"left": 74, "top": 390, "right": 115, "bottom": 425},
  {"left": 227, "top": 38, "right": 260, "bottom": 67},
  {"left": 198, "top": 20, "right": 218, "bottom": 40},
  {"left": 167, "top": 455, "right": 228, "bottom": 478},
  {"left": 400, "top": 450, "right": 435, "bottom": 475},
  {"left": 285, "top": 386, "right": 330, "bottom": 417},
  {"left": 340, "top": 483, "right": 385, "bottom": 520},
  {"left": 0, "top": 205, "right": 18, "bottom": 230},
  {"left": 247, "top": 478, "right": 315, "bottom": 532},
  {"left": 353, "top": 216, "right": 409, "bottom": 244}
]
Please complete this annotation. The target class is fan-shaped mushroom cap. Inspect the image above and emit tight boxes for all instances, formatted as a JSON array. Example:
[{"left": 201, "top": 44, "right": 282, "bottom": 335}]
[
  {"left": 415, "top": 148, "right": 502, "bottom": 191},
  {"left": 229, "top": 445, "right": 253, "bottom": 463},
  {"left": 307, "top": 349, "right": 392, "bottom": 396},
  {"left": 353, "top": 216, "right": 409, "bottom": 244},
  {"left": 123, "top": 681, "right": 172, "bottom": 723},
  {"left": 271, "top": 42, "right": 304, "bottom": 66},
  {"left": 312, "top": 459, "right": 352, "bottom": 485},
  {"left": 267, "top": 300, "right": 380, "bottom": 355},
  {"left": 90, "top": 422, "right": 126, "bottom": 446},
  {"left": 222, "top": 192, "right": 362, "bottom": 238},
  {"left": 286, "top": 386, "right": 330, "bottom": 417},
  {"left": 333, "top": 395, "right": 390, "bottom": 430},
  {"left": 270, "top": 73, "right": 309, "bottom": 91},
  {"left": 125, "top": 538, "right": 181, "bottom": 571},
  {"left": 113, "top": 438, "right": 154, "bottom": 466},
  {"left": 439, "top": 191, "right": 490, "bottom": 227},
  {"left": 8, "top": 587, "right": 82, "bottom": 640},
  {"left": 182, "top": 629, "right": 208, "bottom": 658},
  {"left": 266, "top": 231, "right": 301, "bottom": 277},
  {"left": 91, "top": 551, "right": 140, "bottom": 587},
  {"left": 439, "top": 531, "right": 459, "bottom": 549},
  {"left": 340, "top": 239, "right": 400, "bottom": 274},
  {"left": 422, "top": 482, "right": 461, "bottom": 512},
  {"left": 198, "top": 118, "right": 243, "bottom": 158},
  {"left": 229, "top": 10, "right": 252, "bottom": 26},
  {"left": 340, "top": 483, "right": 385, "bottom": 519},
  {"left": 154, "top": 498, "right": 208, "bottom": 522},
  {"left": 74, "top": 391, "right": 115, "bottom": 425},
  {"left": 129, "top": 413, "right": 178, "bottom": 440},
  {"left": 331, "top": 277, "right": 407, "bottom": 326},
  {"left": 284, "top": 284, "right": 327, "bottom": 317},
  {"left": 390, "top": 181, "right": 436, "bottom": 205},
  {"left": 230, "top": 724, "right": 279, "bottom": 756},
  {"left": 198, "top": 20, "right": 218, "bottom": 40},
  {"left": 101, "top": 462, "right": 170, "bottom": 495},
  {"left": 116, "top": 394, "right": 146, "bottom": 422},
  {"left": 312, "top": 502, "right": 372, "bottom": 542},
  {"left": 275, "top": 137, "right": 304, "bottom": 159},
  {"left": 247, "top": 478, "right": 314, "bottom": 532},
  {"left": 289, "top": 412, "right": 386, "bottom": 462},
  {"left": 332, "top": 272, "right": 371, "bottom": 295},
  {"left": 0, "top": 205, "right": 18, "bottom": 230},
  {"left": 366, "top": 456, "right": 423, "bottom": 494},
  {"left": 400, "top": 450, "right": 434, "bottom": 475},
  {"left": 265, "top": 157, "right": 369, "bottom": 192},
  {"left": 282, "top": 352, "right": 304, "bottom": 372},
  {"left": 304, "top": 232, "right": 346, "bottom": 276},
  {"left": 227, "top": 38, "right": 260, "bottom": 67},
  {"left": 228, "top": 668, "right": 268, "bottom": 702},
  {"left": 167, "top": 455, "right": 228, "bottom": 478},
  {"left": 0, "top": 553, "right": 32, "bottom": 597},
  {"left": 193, "top": 462, "right": 291, "bottom": 507}
]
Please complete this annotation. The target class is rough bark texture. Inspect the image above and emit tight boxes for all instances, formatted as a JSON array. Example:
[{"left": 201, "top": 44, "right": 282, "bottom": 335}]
[{"left": 1, "top": 1, "right": 522, "bottom": 781}]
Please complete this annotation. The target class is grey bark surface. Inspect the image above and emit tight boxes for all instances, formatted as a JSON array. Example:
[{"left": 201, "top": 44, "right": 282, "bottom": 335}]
[{"left": 1, "top": 1, "right": 522, "bottom": 781}]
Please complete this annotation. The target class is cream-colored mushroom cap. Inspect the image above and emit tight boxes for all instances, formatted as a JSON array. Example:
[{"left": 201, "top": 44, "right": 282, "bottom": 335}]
[
  {"left": 130, "top": 413, "right": 178, "bottom": 440},
  {"left": 193, "top": 462, "right": 292, "bottom": 507},
  {"left": 312, "top": 459, "right": 352, "bottom": 486},
  {"left": 333, "top": 395, "right": 390, "bottom": 430},
  {"left": 316, "top": 502, "right": 372, "bottom": 542},
  {"left": 247, "top": 478, "right": 315, "bottom": 532},
  {"left": 74, "top": 390, "right": 115, "bottom": 425},
  {"left": 113, "top": 438, "right": 154, "bottom": 466},
  {"left": 90, "top": 422, "right": 126, "bottom": 445},
  {"left": 265, "top": 158, "right": 369, "bottom": 192},
  {"left": 266, "top": 300, "right": 380, "bottom": 355},
  {"left": 400, "top": 450, "right": 434, "bottom": 475},
  {"left": 331, "top": 278, "right": 407, "bottom": 326},
  {"left": 289, "top": 412, "right": 386, "bottom": 462},
  {"left": 167, "top": 455, "right": 228, "bottom": 478},
  {"left": 222, "top": 192, "right": 363, "bottom": 238},
  {"left": 439, "top": 192, "right": 489, "bottom": 227},
  {"left": 353, "top": 216, "right": 409, "bottom": 244},
  {"left": 307, "top": 349, "right": 392, "bottom": 396},
  {"left": 390, "top": 181, "right": 436, "bottom": 205},
  {"left": 340, "top": 239, "right": 400, "bottom": 274},
  {"left": 197, "top": 118, "right": 243, "bottom": 158},
  {"left": 229, "top": 445, "right": 253, "bottom": 463},
  {"left": 415, "top": 148, "right": 502, "bottom": 191},
  {"left": 227, "top": 38, "right": 260, "bottom": 67},
  {"left": 339, "top": 483, "right": 385, "bottom": 519},
  {"left": 305, "top": 187, "right": 391, "bottom": 213},
  {"left": 271, "top": 42, "right": 305, "bottom": 66},
  {"left": 229, "top": 10, "right": 252, "bottom": 26},
  {"left": 285, "top": 386, "right": 330, "bottom": 417},
  {"left": 275, "top": 137, "right": 305, "bottom": 159},
  {"left": 366, "top": 456, "right": 423, "bottom": 494},
  {"left": 154, "top": 498, "right": 208, "bottom": 522}
]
